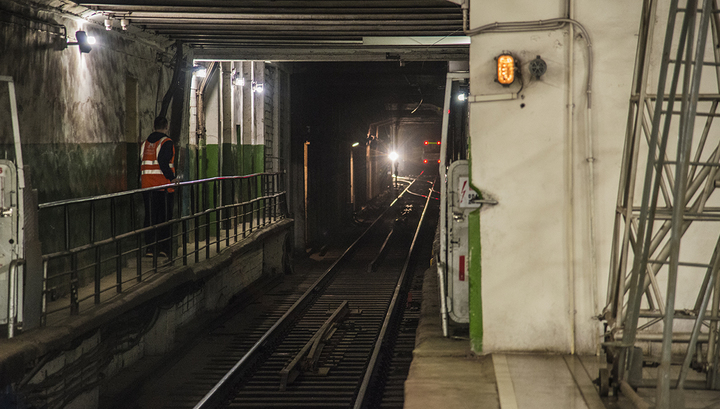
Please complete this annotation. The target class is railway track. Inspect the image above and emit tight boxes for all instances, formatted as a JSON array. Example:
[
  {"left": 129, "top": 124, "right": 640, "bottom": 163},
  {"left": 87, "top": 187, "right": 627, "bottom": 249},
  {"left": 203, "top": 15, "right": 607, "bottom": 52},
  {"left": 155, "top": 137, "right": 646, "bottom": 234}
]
[{"left": 182, "top": 174, "right": 437, "bottom": 409}]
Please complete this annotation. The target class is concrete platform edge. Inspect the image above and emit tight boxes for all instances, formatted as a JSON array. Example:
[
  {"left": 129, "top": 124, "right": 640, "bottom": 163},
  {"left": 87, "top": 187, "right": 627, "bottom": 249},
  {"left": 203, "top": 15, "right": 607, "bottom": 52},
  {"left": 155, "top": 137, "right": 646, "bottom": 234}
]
[{"left": 0, "top": 219, "right": 293, "bottom": 386}]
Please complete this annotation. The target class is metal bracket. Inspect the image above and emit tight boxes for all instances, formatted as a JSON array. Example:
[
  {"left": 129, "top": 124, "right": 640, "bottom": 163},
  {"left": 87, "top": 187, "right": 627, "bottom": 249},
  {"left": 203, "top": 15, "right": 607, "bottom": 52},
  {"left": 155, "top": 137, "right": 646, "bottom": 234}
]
[
  {"left": 469, "top": 198, "right": 499, "bottom": 205},
  {"left": 469, "top": 93, "right": 518, "bottom": 103},
  {"left": 279, "top": 301, "right": 349, "bottom": 391}
]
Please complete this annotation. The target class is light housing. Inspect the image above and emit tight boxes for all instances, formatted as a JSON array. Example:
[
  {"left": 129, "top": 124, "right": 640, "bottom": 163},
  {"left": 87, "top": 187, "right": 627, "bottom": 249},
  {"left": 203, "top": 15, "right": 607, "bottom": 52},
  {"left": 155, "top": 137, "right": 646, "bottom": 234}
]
[
  {"left": 66, "top": 31, "right": 93, "bottom": 53},
  {"left": 496, "top": 53, "right": 516, "bottom": 85},
  {"left": 120, "top": 19, "right": 129, "bottom": 30}
]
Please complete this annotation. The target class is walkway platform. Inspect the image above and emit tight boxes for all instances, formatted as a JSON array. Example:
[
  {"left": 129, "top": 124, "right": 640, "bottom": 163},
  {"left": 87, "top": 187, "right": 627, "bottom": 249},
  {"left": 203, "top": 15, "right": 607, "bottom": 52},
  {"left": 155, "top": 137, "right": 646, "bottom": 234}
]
[
  {"left": 0, "top": 219, "right": 292, "bottom": 393},
  {"left": 404, "top": 266, "right": 720, "bottom": 409}
]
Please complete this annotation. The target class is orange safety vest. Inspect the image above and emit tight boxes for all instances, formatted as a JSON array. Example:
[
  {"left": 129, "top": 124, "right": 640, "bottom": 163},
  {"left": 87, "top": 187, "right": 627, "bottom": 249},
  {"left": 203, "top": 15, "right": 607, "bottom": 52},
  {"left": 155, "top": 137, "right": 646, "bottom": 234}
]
[{"left": 140, "top": 136, "right": 175, "bottom": 190}]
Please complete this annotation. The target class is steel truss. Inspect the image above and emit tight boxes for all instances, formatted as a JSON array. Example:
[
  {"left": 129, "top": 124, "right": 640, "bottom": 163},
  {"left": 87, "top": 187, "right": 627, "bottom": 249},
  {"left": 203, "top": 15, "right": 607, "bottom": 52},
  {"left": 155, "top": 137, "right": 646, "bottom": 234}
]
[{"left": 603, "top": 0, "right": 720, "bottom": 407}]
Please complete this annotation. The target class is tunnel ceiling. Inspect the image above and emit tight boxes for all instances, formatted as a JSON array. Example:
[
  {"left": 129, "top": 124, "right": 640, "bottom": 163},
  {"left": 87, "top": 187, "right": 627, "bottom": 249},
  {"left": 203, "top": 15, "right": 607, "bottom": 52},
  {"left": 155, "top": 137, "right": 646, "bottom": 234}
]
[{"left": 78, "top": 0, "right": 469, "bottom": 61}]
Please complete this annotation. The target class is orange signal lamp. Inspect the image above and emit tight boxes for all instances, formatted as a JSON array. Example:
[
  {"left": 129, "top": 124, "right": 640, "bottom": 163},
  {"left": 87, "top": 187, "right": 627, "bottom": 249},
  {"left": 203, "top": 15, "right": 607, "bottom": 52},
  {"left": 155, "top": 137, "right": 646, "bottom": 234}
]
[{"left": 497, "top": 54, "right": 515, "bottom": 85}]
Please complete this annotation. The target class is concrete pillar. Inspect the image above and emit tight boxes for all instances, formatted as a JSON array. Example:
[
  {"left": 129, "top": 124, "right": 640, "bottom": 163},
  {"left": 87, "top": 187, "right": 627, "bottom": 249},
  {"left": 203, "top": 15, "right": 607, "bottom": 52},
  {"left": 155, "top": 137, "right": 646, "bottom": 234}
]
[
  {"left": 221, "top": 62, "right": 233, "bottom": 176},
  {"left": 242, "top": 61, "right": 254, "bottom": 146},
  {"left": 254, "top": 61, "right": 265, "bottom": 147}
]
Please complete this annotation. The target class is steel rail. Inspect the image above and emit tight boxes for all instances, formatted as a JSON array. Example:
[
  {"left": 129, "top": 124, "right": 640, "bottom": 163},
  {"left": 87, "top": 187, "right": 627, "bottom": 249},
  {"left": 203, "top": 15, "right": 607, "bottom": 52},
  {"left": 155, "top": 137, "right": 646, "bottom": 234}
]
[
  {"left": 192, "top": 177, "right": 418, "bottom": 409},
  {"left": 353, "top": 179, "right": 435, "bottom": 409}
]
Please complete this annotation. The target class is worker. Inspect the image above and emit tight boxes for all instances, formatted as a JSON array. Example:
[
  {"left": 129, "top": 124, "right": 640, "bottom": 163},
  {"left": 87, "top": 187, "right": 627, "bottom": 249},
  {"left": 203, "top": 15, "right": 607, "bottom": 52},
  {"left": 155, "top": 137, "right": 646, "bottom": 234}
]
[{"left": 140, "top": 116, "right": 177, "bottom": 258}]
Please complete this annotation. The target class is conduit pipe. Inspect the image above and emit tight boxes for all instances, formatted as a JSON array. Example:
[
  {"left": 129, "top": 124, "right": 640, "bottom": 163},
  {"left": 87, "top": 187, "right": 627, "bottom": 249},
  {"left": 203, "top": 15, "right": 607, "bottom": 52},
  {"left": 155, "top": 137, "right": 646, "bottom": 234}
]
[
  {"left": 461, "top": 1, "right": 597, "bottom": 355},
  {"left": 567, "top": 0, "right": 576, "bottom": 356}
]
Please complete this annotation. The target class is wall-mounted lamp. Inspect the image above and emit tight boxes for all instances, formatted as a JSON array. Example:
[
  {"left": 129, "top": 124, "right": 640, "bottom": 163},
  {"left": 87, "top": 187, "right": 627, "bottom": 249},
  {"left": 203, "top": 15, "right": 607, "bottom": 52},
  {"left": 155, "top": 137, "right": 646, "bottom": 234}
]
[
  {"left": 192, "top": 65, "right": 207, "bottom": 78},
  {"left": 495, "top": 53, "right": 517, "bottom": 86},
  {"left": 457, "top": 93, "right": 467, "bottom": 101},
  {"left": 251, "top": 81, "right": 264, "bottom": 93},
  {"left": 104, "top": 18, "right": 113, "bottom": 31},
  {"left": 66, "top": 31, "right": 94, "bottom": 53},
  {"left": 120, "top": 19, "right": 129, "bottom": 31}
]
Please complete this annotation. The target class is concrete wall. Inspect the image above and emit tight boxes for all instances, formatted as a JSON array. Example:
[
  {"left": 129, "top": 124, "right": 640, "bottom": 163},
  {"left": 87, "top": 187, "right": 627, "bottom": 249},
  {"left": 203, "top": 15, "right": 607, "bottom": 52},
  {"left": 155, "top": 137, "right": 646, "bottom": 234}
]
[
  {"left": 10, "top": 221, "right": 291, "bottom": 409},
  {"left": 468, "top": 0, "right": 641, "bottom": 353},
  {"left": 0, "top": 0, "right": 175, "bottom": 203}
]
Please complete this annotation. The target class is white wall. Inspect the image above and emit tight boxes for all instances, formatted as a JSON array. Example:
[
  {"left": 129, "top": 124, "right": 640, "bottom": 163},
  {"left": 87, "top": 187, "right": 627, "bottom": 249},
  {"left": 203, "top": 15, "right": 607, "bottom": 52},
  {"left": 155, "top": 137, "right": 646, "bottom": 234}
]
[{"left": 469, "top": 0, "right": 641, "bottom": 353}]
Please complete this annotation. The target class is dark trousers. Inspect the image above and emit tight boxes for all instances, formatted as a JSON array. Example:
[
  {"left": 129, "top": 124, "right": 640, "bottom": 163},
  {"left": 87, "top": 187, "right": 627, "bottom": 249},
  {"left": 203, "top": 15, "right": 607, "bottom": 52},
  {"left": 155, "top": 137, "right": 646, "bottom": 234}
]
[{"left": 143, "top": 190, "right": 174, "bottom": 255}]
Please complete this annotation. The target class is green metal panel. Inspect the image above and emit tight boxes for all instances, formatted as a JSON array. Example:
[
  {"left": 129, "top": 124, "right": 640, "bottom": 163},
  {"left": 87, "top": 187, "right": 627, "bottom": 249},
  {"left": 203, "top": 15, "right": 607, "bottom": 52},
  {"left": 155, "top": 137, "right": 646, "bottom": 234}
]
[{"left": 469, "top": 208, "right": 483, "bottom": 353}]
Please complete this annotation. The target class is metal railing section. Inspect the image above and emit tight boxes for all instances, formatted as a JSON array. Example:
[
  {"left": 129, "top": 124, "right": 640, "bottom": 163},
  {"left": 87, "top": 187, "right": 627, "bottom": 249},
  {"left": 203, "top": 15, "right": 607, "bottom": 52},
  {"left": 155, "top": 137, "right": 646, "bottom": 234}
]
[{"left": 39, "top": 173, "right": 287, "bottom": 322}]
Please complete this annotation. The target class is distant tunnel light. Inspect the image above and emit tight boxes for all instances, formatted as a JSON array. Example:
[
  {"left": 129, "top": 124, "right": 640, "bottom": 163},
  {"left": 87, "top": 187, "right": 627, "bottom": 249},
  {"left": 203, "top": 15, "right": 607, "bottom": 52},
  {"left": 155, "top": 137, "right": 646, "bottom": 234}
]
[
  {"left": 87, "top": 36, "right": 97, "bottom": 45},
  {"left": 352, "top": 142, "right": 360, "bottom": 147},
  {"left": 389, "top": 151, "right": 399, "bottom": 162},
  {"left": 497, "top": 54, "right": 516, "bottom": 85},
  {"left": 457, "top": 93, "right": 467, "bottom": 101}
]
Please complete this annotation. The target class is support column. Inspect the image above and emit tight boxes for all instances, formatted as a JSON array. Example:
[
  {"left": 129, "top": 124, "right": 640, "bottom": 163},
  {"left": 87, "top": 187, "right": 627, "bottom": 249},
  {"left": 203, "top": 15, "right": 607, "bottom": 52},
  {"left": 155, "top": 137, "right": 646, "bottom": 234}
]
[{"left": 221, "top": 62, "right": 234, "bottom": 176}]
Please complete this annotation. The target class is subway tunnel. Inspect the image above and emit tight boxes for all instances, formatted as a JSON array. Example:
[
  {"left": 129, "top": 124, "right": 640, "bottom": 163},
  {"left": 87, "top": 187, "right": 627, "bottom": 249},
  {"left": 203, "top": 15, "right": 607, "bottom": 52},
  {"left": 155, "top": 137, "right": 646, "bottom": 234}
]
[{"left": 2, "top": 1, "right": 720, "bottom": 409}]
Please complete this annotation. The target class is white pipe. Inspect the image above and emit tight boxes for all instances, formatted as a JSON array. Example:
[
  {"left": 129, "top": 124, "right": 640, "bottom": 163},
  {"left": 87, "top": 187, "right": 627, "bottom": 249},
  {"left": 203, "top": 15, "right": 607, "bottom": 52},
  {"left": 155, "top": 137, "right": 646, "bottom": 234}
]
[
  {"left": 566, "top": 0, "right": 577, "bottom": 356},
  {"left": 438, "top": 74, "right": 454, "bottom": 337}
]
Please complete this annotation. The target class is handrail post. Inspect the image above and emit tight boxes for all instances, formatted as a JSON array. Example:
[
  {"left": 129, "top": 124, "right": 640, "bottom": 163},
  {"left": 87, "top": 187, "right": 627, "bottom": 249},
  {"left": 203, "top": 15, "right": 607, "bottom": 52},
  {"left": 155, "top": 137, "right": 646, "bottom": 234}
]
[
  {"left": 112, "top": 197, "right": 122, "bottom": 294},
  {"left": 204, "top": 181, "right": 210, "bottom": 260},
  {"left": 193, "top": 183, "right": 199, "bottom": 263},
  {"left": 70, "top": 253, "right": 79, "bottom": 314},
  {"left": 215, "top": 179, "right": 220, "bottom": 254},
  {"left": 232, "top": 179, "right": 238, "bottom": 242},
  {"left": 181, "top": 184, "right": 188, "bottom": 266}
]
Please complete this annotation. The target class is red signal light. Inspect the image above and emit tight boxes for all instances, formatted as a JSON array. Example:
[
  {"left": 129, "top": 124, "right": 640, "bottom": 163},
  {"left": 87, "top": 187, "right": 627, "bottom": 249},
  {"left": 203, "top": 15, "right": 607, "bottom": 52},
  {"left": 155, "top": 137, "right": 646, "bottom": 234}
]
[
  {"left": 437, "top": 160, "right": 441, "bottom": 163},
  {"left": 437, "top": 141, "right": 441, "bottom": 145},
  {"left": 424, "top": 141, "right": 428, "bottom": 145},
  {"left": 423, "top": 159, "right": 428, "bottom": 164}
]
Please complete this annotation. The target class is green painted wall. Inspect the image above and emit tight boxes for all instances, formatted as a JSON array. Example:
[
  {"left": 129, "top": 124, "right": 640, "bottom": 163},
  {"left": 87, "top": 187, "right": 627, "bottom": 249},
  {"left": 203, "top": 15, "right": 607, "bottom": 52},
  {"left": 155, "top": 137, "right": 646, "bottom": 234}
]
[
  {"left": 221, "top": 143, "right": 237, "bottom": 176},
  {"left": 469, "top": 208, "right": 483, "bottom": 353}
]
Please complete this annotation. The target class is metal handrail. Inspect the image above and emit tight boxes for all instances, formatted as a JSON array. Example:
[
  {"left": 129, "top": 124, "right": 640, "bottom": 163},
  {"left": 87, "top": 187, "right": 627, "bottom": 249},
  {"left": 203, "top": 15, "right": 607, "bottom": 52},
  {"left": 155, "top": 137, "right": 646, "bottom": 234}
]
[
  {"left": 38, "top": 172, "right": 281, "bottom": 209},
  {"left": 40, "top": 173, "right": 288, "bottom": 321}
]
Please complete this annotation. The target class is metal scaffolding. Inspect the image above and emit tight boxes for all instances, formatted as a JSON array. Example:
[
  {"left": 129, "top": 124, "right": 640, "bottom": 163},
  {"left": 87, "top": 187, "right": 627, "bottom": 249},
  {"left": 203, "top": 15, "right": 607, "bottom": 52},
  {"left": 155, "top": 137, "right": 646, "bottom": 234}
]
[{"left": 603, "top": 0, "right": 720, "bottom": 407}]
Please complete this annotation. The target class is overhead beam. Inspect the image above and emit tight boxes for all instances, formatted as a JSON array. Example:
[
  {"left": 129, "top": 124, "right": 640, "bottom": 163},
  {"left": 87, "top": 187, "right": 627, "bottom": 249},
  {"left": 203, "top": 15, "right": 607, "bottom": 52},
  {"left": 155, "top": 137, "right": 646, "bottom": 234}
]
[{"left": 192, "top": 46, "right": 468, "bottom": 62}]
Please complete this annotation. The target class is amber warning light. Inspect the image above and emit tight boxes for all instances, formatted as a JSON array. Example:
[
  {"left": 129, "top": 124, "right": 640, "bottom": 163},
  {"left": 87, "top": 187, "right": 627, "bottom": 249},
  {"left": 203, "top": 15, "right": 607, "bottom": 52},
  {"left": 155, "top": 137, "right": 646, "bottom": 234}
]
[{"left": 497, "top": 54, "right": 515, "bottom": 85}]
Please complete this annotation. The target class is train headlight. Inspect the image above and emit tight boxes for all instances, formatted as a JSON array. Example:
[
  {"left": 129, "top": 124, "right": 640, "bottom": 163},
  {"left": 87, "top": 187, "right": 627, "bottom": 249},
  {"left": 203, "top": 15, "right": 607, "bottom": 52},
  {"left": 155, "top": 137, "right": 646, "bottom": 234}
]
[{"left": 389, "top": 151, "right": 399, "bottom": 162}]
